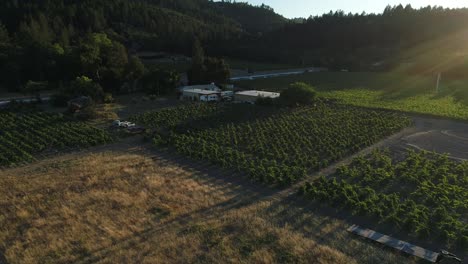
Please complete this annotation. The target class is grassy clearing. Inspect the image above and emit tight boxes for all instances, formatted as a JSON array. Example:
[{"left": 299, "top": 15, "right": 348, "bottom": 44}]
[
  {"left": 0, "top": 151, "right": 402, "bottom": 264},
  {"left": 235, "top": 71, "right": 468, "bottom": 120}
]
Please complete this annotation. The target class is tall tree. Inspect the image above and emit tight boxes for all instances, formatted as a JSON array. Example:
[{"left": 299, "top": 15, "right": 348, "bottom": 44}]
[
  {"left": 204, "top": 57, "right": 231, "bottom": 84},
  {"left": 188, "top": 38, "right": 206, "bottom": 84},
  {"left": 141, "top": 69, "right": 180, "bottom": 95},
  {"left": 79, "top": 33, "right": 129, "bottom": 91},
  {"left": 125, "top": 56, "right": 147, "bottom": 81}
]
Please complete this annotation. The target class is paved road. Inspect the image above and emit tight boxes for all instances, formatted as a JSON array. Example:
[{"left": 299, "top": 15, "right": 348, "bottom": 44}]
[
  {"left": 0, "top": 96, "right": 51, "bottom": 107},
  {"left": 230, "top": 67, "right": 326, "bottom": 81}
]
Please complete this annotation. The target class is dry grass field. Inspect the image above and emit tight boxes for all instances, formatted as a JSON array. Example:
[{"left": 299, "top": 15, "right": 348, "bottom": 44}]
[{"left": 0, "top": 142, "right": 417, "bottom": 264}]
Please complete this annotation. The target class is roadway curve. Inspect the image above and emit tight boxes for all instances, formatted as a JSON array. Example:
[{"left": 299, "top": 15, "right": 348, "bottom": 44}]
[{"left": 0, "top": 96, "right": 51, "bottom": 107}]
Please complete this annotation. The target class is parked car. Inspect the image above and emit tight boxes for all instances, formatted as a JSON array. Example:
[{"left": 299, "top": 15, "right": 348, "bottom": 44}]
[{"left": 112, "top": 120, "right": 136, "bottom": 128}]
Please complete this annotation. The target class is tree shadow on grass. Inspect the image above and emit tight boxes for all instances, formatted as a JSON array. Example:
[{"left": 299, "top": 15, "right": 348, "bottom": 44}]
[
  {"left": 260, "top": 195, "right": 421, "bottom": 264},
  {"left": 261, "top": 195, "right": 467, "bottom": 264},
  {"left": 69, "top": 148, "right": 280, "bottom": 264}
]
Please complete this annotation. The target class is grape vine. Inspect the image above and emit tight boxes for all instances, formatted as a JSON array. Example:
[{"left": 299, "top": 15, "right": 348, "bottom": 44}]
[
  {"left": 0, "top": 111, "right": 113, "bottom": 166},
  {"left": 133, "top": 102, "right": 411, "bottom": 186},
  {"left": 300, "top": 149, "right": 468, "bottom": 248}
]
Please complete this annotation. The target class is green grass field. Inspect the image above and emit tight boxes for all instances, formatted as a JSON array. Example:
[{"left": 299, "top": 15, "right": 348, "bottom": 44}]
[{"left": 235, "top": 71, "right": 468, "bottom": 120}]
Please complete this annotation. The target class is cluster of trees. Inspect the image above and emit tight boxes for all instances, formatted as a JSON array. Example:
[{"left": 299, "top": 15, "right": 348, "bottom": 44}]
[
  {"left": 278, "top": 82, "right": 317, "bottom": 106},
  {"left": 3, "top": 0, "right": 468, "bottom": 95},
  {"left": 1, "top": 0, "right": 286, "bottom": 97},
  {"left": 188, "top": 39, "right": 230, "bottom": 85},
  {"left": 213, "top": 1, "right": 286, "bottom": 33},
  {"left": 225, "top": 5, "right": 468, "bottom": 73},
  {"left": 0, "top": 26, "right": 148, "bottom": 93},
  {"left": 300, "top": 149, "right": 468, "bottom": 248}
]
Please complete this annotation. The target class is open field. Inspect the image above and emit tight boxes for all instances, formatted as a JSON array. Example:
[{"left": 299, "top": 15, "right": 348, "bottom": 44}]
[
  {"left": 234, "top": 71, "right": 468, "bottom": 121},
  {"left": 0, "top": 138, "right": 421, "bottom": 264},
  {"left": 131, "top": 102, "right": 410, "bottom": 186}
]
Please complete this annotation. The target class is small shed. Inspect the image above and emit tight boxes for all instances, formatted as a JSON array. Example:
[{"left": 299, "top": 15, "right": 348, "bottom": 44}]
[{"left": 234, "top": 90, "right": 280, "bottom": 104}]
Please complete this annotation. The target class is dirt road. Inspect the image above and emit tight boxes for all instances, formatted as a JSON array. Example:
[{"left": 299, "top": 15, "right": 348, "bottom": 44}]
[{"left": 401, "top": 116, "right": 468, "bottom": 160}]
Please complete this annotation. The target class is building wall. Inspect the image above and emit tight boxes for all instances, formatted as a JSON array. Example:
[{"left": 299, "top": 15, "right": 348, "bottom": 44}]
[
  {"left": 182, "top": 91, "right": 201, "bottom": 101},
  {"left": 182, "top": 91, "right": 220, "bottom": 101}
]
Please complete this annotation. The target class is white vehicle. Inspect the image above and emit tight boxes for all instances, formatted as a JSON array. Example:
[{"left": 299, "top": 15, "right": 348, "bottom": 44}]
[
  {"left": 200, "top": 94, "right": 220, "bottom": 102},
  {"left": 112, "top": 120, "right": 121, "bottom": 127},
  {"left": 112, "top": 120, "right": 136, "bottom": 128}
]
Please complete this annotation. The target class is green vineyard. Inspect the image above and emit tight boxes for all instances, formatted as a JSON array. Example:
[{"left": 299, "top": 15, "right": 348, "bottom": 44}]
[
  {"left": 134, "top": 102, "right": 411, "bottom": 186},
  {"left": 130, "top": 103, "right": 221, "bottom": 130},
  {"left": 300, "top": 149, "right": 468, "bottom": 248},
  {"left": 0, "top": 111, "right": 113, "bottom": 166}
]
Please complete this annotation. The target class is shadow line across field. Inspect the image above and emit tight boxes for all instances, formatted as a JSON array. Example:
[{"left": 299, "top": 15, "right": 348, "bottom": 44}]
[{"left": 68, "top": 122, "right": 426, "bottom": 264}]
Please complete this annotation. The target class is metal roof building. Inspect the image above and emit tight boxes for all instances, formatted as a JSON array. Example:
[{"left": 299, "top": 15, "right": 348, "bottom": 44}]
[{"left": 234, "top": 90, "right": 280, "bottom": 104}]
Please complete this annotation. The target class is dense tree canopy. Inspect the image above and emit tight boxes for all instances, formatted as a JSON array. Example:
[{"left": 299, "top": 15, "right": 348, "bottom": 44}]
[
  {"left": 233, "top": 5, "right": 468, "bottom": 72},
  {"left": 188, "top": 40, "right": 230, "bottom": 85},
  {"left": 280, "top": 82, "right": 317, "bottom": 106},
  {"left": 1, "top": 1, "right": 468, "bottom": 94},
  {"left": 0, "top": 0, "right": 279, "bottom": 93},
  {"left": 141, "top": 69, "right": 180, "bottom": 96}
]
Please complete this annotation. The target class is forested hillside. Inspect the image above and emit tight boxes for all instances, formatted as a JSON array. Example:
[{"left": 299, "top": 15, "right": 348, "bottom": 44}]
[
  {"left": 2, "top": 1, "right": 468, "bottom": 93},
  {"left": 0, "top": 0, "right": 287, "bottom": 92},
  {"left": 212, "top": 2, "right": 287, "bottom": 34},
  {"left": 235, "top": 5, "right": 468, "bottom": 73}
]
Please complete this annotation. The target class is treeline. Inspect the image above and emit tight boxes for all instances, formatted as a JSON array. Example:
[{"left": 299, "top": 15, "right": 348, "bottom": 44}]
[
  {"left": 231, "top": 5, "right": 468, "bottom": 72},
  {"left": 2, "top": 1, "right": 468, "bottom": 93},
  {"left": 0, "top": 0, "right": 285, "bottom": 93}
]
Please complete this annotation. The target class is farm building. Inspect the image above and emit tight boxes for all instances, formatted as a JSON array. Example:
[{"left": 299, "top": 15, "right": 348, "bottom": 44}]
[
  {"left": 181, "top": 89, "right": 221, "bottom": 102},
  {"left": 234, "top": 90, "right": 280, "bottom": 104},
  {"left": 178, "top": 83, "right": 221, "bottom": 93},
  {"left": 179, "top": 83, "right": 227, "bottom": 102}
]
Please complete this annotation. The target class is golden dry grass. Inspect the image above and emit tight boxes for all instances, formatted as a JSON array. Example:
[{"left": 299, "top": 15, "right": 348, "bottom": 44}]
[{"left": 0, "top": 150, "right": 414, "bottom": 264}]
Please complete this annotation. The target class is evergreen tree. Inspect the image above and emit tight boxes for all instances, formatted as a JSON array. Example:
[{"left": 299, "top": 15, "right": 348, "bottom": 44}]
[
  {"left": 188, "top": 38, "right": 206, "bottom": 85},
  {"left": 125, "top": 56, "right": 146, "bottom": 81}
]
